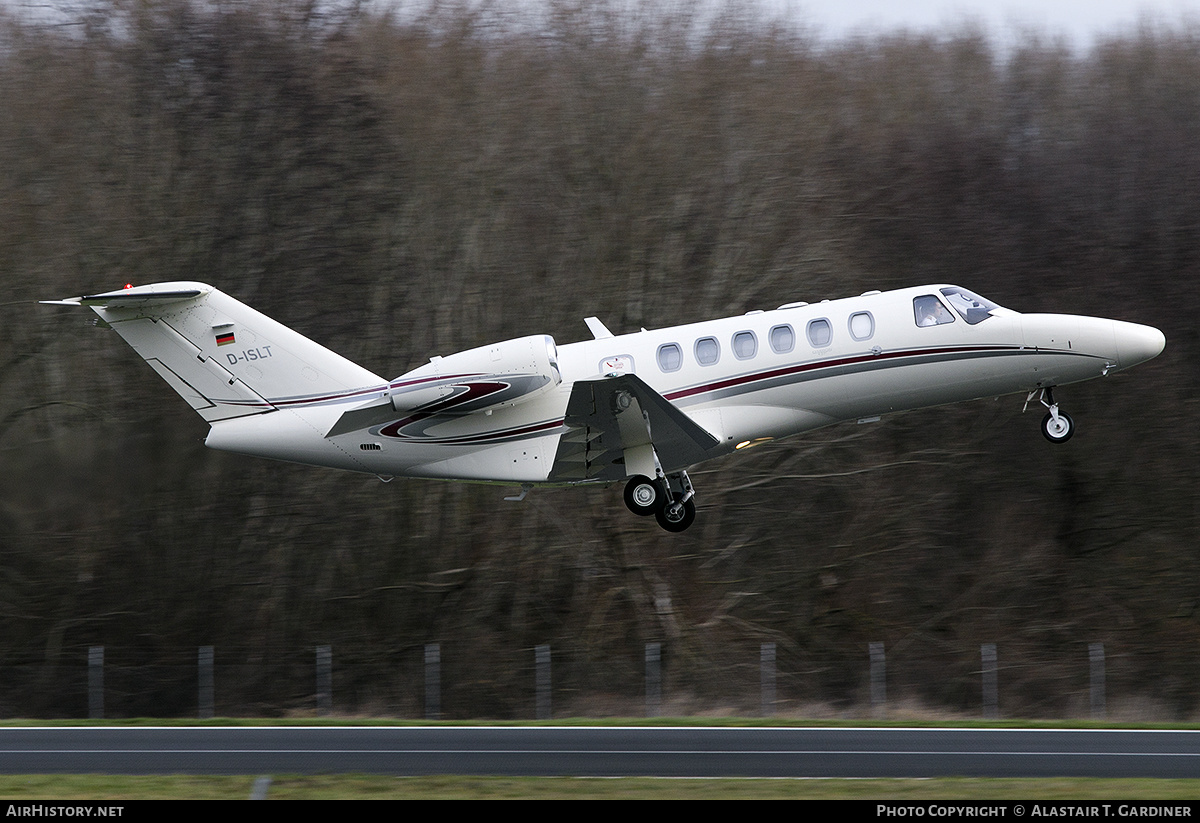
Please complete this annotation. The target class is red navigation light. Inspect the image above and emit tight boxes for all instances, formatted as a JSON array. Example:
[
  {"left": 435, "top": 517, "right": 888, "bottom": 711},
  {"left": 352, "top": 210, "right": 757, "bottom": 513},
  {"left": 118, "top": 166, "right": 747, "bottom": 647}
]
[{"left": 124, "top": 283, "right": 133, "bottom": 289}]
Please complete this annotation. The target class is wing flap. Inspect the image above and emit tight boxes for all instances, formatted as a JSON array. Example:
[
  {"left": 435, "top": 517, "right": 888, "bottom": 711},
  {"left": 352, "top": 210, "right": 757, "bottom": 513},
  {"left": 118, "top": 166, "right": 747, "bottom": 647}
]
[{"left": 549, "top": 374, "right": 720, "bottom": 481}]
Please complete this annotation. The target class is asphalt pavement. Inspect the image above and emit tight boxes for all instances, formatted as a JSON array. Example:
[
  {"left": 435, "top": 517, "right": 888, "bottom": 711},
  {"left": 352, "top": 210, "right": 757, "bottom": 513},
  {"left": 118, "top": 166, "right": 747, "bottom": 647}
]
[{"left": 1, "top": 726, "right": 1197, "bottom": 777}]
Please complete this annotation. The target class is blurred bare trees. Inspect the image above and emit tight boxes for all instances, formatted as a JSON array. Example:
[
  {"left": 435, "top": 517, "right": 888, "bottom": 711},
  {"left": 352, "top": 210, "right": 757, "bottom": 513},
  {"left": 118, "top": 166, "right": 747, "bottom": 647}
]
[{"left": 0, "top": 1, "right": 1196, "bottom": 717}]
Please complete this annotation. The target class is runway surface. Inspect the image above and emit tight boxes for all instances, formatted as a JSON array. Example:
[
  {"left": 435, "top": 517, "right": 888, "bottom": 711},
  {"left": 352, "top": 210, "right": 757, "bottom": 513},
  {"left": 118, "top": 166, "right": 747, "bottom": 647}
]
[{"left": 1, "top": 727, "right": 1198, "bottom": 777}]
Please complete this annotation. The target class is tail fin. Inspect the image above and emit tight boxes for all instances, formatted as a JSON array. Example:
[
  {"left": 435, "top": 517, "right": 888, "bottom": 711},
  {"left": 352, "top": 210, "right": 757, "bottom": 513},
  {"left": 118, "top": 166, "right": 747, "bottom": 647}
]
[{"left": 45, "top": 282, "right": 385, "bottom": 423}]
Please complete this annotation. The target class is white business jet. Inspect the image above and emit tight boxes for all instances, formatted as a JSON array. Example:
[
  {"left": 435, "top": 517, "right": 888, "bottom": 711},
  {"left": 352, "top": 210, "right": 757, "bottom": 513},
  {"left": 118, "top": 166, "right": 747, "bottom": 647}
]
[{"left": 45, "top": 283, "right": 1164, "bottom": 532}]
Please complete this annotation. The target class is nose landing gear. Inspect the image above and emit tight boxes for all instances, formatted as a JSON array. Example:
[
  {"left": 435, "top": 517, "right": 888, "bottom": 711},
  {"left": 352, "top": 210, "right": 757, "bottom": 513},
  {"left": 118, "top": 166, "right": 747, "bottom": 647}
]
[
  {"left": 1041, "top": 408, "right": 1075, "bottom": 442},
  {"left": 1026, "top": 387, "right": 1075, "bottom": 443}
]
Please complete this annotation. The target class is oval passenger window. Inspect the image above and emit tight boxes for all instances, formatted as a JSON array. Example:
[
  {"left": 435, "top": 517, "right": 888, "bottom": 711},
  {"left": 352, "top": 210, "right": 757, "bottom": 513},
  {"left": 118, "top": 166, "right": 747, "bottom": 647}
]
[
  {"left": 849, "top": 312, "right": 874, "bottom": 340},
  {"left": 695, "top": 337, "right": 720, "bottom": 365},
  {"left": 807, "top": 318, "right": 832, "bottom": 347},
  {"left": 733, "top": 331, "right": 757, "bottom": 359},
  {"left": 770, "top": 325, "right": 794, "bottom": 354},
  {"left": 657, "top": 343, "right": 682, "bottom": 372}
]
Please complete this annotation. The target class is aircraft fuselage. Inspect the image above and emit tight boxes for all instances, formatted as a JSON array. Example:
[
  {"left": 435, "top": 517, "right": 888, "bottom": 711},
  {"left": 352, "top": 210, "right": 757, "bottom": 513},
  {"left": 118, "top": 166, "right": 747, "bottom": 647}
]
[
  {"left": 202, "top": 284, "right": 1162, "bottom": 482},
  {"left": 48, "top": 281, "right": 1164, "bottom": 532}
]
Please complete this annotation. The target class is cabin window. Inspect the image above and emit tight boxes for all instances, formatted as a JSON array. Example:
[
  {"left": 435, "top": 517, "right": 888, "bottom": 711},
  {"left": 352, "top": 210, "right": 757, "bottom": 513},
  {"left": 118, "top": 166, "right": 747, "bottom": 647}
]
[
  {"left": 657, "top": 343, "right": 682, "bottom": 372},
  {"left": 732, "top": 331, "right": 757, "bottom": 360},
  {"left": 940, "top": 286, "right": 1000, "bottom": 325},
  {"left": 807, "top": 318, "right": 832, "bottom": 348},
  {"left": 695, "top": 337, "right": 720, "bottom": 366},
  {"left": 769, "top": 324, "right": 795, "bottom": 354},
  {"left": 914, "top": 295, "right": 955, "bottom": 327},
  {"left": 849, "top": 312, "right": 875, "bottom": 341}
]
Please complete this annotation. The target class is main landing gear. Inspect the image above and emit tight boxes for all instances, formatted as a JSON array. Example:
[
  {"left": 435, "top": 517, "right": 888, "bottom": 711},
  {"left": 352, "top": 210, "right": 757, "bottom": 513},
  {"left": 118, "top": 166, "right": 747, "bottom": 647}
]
[
  {"left": 624, "top": 471, "right": 697, "bottom": 533},
  {"left": 1026, "top": 387, "right": 1076, "bottom": 443}
]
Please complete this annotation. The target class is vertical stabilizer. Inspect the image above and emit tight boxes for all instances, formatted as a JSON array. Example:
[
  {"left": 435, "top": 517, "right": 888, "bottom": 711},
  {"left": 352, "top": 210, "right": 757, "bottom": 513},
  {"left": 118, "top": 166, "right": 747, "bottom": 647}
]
[{"left": 45, "top": 282, "right": 385, "bottom": 423}]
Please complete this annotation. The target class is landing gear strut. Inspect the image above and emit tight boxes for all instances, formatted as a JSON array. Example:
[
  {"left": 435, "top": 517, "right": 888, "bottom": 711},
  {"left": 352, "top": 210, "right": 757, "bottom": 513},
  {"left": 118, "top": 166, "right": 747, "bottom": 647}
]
[
  {"left": 655, "top": 470, "right": 696, "bottom": 533},
  {"left": 1026, "top": 387, "right": 1075, "bottom": 443}
]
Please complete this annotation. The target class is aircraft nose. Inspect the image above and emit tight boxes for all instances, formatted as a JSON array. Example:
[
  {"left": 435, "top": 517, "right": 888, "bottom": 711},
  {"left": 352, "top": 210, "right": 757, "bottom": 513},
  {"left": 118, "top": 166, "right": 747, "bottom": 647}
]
[{"left": 1115, "top": 321, "right": 1166, "bottom": 369}]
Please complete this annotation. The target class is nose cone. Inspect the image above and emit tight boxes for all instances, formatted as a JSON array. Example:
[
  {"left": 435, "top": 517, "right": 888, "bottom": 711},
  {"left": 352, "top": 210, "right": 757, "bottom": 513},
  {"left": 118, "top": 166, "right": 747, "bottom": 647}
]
[{"left": 1115, "top": 321, "right": 1166, "bottom": 369}]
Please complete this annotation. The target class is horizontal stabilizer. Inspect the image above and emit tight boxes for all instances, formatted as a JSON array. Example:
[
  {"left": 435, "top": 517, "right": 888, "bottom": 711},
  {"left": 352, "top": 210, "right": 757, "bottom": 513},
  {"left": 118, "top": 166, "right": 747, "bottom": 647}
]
[{"left": 42, "top": 283, "right": 210, "bottom": 309}]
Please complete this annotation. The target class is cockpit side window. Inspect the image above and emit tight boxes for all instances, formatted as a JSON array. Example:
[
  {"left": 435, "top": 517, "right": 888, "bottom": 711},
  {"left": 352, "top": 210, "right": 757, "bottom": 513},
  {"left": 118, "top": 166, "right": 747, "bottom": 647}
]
[
  {"left": 940, "top": 287, "right": 1000, "bottom": 325},
  {"left": 914, "top": 295, "right": 955, "bottom": 327}
]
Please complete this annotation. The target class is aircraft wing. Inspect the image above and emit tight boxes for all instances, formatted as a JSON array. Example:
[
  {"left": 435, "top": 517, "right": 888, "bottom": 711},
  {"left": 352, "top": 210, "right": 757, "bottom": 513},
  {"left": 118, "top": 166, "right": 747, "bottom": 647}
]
[{"left": 549, "top": 374, "right": 720, "bottom": 482}]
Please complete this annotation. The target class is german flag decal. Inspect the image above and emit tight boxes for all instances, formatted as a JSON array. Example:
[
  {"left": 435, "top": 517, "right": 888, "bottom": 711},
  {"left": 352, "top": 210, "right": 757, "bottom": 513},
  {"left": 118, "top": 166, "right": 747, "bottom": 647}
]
[{"left": 215, "top": 331, "right": 236, "bottom": 346}]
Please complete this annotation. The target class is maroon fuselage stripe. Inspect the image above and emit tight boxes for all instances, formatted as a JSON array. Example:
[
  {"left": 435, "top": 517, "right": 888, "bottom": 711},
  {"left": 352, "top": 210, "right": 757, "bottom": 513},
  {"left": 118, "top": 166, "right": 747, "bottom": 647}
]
[
  {"left": 221, "top": 344, "right": 1070, "bottom": 441},
  {"left": 663, "top": 345, "right": 1023, "bottom": 402}
]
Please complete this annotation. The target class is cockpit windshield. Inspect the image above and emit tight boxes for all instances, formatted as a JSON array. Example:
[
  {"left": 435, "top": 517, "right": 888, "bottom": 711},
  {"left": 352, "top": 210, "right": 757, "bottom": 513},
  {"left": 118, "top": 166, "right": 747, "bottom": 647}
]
[{"left": 940, "top": 287, "right": 1001, "bottom": 325}]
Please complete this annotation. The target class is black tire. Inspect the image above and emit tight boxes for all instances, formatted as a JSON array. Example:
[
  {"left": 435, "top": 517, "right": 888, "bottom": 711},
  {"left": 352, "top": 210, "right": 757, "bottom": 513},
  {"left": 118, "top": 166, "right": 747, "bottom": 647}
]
[
  {"left": 1041, "top": 410, "right": 1075, "bottom": 443},
  {"left": 655, "top": 497, "right": 696, "bottom": 533},
  {"left": 624, "top": 475, "right": 661, "bottom": 516}
]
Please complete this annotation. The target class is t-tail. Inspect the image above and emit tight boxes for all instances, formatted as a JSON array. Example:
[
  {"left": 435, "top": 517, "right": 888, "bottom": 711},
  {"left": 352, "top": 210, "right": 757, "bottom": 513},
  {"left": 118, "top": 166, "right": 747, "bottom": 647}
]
[{"left": 43, "top": 282, "right": 385, "bottom": 422}]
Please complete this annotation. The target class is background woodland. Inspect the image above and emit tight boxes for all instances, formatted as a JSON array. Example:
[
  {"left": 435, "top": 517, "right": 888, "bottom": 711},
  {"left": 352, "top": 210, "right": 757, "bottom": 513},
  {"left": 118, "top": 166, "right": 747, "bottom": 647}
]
[{"left": 1, "top": 0, "right": 1197, "bottom": 718}]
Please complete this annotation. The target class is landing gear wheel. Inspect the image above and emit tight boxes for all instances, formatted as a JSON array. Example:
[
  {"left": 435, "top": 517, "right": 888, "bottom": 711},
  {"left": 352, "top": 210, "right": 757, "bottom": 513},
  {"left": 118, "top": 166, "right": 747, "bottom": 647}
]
[
  {"left": 655, "top": 497, "right": 696, "bottom": 533},
  {"left": 1041, "top": 410, "right": 1075, "bottom": 443},
  {"left": 624, "top": 475, "right": 661, "bottom": 516}
]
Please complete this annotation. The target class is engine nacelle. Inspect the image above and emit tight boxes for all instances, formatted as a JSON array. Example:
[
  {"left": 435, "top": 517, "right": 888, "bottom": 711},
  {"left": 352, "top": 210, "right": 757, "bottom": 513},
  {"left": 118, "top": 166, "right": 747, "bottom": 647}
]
[{"left": 389, "top": 334, "right": 561, "bottom": 415}]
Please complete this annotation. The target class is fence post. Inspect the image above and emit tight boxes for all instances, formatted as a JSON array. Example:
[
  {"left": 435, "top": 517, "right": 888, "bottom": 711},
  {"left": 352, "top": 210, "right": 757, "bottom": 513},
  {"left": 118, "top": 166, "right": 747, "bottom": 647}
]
[
  {"left": 536, "top": 644, "right": 551, "bottom": 720},
  {"left": 316, "top": 645, "right": 332, "bottom": 717},
  {"left": 760, "top": 642, "right": 776, "bottom": 717},
  {"left": 1089, "top": 642, "right": 1106, "bottom": 720},
  {"left": 645, "top": 642, "right": 661, "bottom": 717},
  {"left": 869, "top": 641, "right": 886, "bottom": 717},
  {"left": 88, "top": 646, "right": 103, "bottom": 720},
  {"left": 198, "top": 645, "right": 214, "bottom": 720},
  {"left": 425, "top": 643, "right": 441, "bottom": 720},
  {"left": 981, "top": 643, "right": 998, "bottom": 719}
]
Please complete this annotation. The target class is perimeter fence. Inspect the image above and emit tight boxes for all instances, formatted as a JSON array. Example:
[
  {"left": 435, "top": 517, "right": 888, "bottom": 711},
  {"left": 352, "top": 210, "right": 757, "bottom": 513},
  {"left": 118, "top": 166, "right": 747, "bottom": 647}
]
[{"left": 0, "top": 640, "right": 1158, "bottom": 721}]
